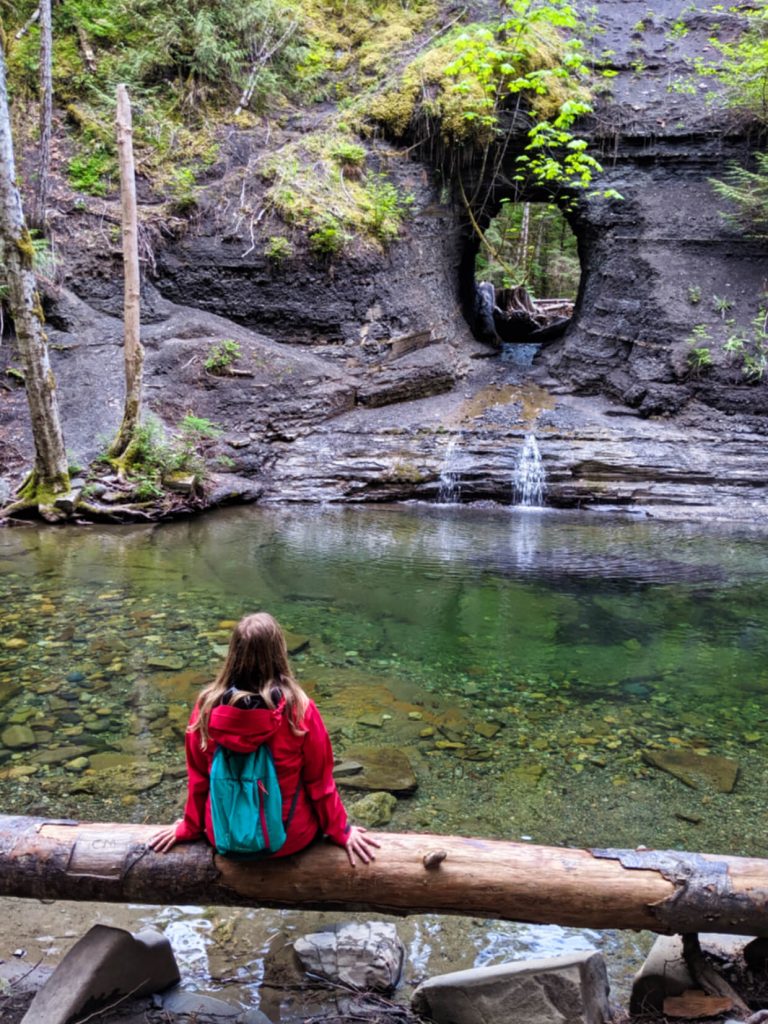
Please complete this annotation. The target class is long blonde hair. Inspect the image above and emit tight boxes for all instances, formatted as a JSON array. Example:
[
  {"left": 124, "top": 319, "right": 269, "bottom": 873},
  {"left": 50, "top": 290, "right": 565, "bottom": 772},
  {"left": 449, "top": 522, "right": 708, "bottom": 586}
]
[{"left": 190, "top": 612, "right": 309, "bottom": 749}]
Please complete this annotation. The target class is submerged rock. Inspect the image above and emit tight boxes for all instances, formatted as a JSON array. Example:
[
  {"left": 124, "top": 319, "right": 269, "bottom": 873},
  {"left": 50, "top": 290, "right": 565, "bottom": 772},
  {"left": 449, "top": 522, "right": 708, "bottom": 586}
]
[
  {"left": 348, "top": 791, "right": 397, "bottom": 827},
  {"left": 642, "top": 749, "right": 739, "bottom": 793},
  {"left": 336, "top": 746, "right": 417, "bottom": 794},
  {"left": 1, "top": 725, "right": 36, "bottom": 749}
]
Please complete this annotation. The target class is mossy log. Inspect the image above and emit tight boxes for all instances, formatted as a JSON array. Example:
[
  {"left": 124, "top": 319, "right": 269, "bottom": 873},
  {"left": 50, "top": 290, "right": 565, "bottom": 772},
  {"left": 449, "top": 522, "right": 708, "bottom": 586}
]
[{"left": 1, "top": 816, "right": 767, "bottom": 936}]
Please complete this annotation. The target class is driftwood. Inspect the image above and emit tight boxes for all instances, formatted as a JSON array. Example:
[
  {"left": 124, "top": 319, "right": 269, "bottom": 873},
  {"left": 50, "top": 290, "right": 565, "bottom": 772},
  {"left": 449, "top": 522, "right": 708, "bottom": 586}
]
[{"left": 1, "top": 816, "right": 768, "bottom": 936}]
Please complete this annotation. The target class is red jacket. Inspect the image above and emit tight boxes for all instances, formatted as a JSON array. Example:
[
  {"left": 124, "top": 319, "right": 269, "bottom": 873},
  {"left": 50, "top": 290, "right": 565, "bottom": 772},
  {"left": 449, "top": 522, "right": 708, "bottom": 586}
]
[{"left": 175, "top": 697, "right": 350, "bottom": 855}]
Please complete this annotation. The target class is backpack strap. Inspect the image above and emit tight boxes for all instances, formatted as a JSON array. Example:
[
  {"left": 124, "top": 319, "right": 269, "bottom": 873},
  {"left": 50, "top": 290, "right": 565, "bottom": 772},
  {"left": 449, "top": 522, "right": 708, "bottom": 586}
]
[{"left": 283, "top": 783, "right": 301, "bottom": 830}]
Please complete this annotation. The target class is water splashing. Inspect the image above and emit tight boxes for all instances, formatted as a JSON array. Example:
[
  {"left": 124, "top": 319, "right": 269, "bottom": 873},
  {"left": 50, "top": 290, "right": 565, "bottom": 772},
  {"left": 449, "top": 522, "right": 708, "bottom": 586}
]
[
  {"left": 513, "top": 434, "right": 546, "bottom": 506},
  {"left": 438, "top": 435, "right": 462, "bottom": 504}
]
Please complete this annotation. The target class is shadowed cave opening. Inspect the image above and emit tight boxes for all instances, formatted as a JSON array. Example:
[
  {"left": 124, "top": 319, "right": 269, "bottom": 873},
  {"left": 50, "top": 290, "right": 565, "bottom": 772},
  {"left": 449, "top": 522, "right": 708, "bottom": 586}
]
[{"left": 461, "top": 198, "right": 582, "bottom": 356}]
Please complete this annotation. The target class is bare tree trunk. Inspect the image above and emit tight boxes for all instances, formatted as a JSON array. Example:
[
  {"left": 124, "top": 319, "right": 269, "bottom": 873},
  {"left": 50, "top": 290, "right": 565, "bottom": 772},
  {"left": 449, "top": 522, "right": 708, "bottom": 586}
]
[
  {"left": 0, "top": 41, "right": 70, "bottom": 517},
  {"left": 516, "top": 201, "right": 530, "bottom": 279},
  {"left": 107, "top": 83, "right": 144, "bottom": 460},
  {"left": 2, "top": 816, "right": 768, "bottom": 938},
  {"left": 31, "top": 0, "right": 52, "bottom": 231}
]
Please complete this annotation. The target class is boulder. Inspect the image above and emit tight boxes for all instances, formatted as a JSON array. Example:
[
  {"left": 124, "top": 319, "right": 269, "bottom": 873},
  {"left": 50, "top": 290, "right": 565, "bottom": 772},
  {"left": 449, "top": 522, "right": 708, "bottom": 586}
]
[
  {"left": 294, "top": 922, "right": 404, "bottom": 993},
  {"left": 411, "top": 951, "right": 612, "bottom": 1024},
  {"left": 348, "top": 791, "right": 397, "bottom": 827},
  {"left": 335, "top": 746, "right": 417, "bottom": 794},
  {"left": 20, "top": 925, "right": 179, "bottom": 1024}
]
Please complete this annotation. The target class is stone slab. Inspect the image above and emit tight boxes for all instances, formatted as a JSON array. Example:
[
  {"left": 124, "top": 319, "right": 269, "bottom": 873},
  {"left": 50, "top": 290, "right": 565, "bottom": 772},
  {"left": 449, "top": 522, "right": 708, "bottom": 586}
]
[
  {"left": 411, "top": 951, "right": 612, "bottom": 1024},
  {"left": 21, "top": 925, "right": 180, "bottom": 1024}
]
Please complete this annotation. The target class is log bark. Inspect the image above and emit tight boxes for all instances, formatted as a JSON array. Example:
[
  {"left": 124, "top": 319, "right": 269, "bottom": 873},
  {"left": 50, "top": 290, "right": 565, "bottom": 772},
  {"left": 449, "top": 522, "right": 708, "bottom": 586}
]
[
  {"left": 107, "top": 83, "right": 144, "bottom": 459},
  {"left": 1, "top": 816, "right": 767, "bottom": 937}
]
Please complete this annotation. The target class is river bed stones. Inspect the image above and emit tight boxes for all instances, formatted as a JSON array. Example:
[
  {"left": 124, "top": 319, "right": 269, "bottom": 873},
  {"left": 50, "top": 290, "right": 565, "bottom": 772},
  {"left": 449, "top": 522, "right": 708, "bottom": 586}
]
[{"left": 1, "top": 725, "right": 36, "bottom": 749}]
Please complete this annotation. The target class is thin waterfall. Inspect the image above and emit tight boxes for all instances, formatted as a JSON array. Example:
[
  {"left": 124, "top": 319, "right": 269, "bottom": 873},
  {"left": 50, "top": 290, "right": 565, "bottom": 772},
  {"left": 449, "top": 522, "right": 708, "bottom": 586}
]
[
  {"left": 513, "top": 434, "right": 546, "bottom": 506},
  {"left": 438, "top": 435, "right": 462, "bottom": 504}
]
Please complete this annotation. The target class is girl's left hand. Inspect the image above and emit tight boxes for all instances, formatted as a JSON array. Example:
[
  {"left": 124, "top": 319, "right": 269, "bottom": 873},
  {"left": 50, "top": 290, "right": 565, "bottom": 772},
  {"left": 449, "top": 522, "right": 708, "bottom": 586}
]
[
  {"left": 148, "top": 822, "right": 181, "bottom": 854},
  {"left": 344, "top": 825, "right": 381, "bottom": 867}
]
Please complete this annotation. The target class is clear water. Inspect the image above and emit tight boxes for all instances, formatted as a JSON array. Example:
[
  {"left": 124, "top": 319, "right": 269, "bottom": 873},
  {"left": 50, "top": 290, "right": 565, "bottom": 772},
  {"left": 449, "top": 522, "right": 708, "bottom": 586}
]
[{"left": 2, "top": 504, "right": 768, "bottom": 858}]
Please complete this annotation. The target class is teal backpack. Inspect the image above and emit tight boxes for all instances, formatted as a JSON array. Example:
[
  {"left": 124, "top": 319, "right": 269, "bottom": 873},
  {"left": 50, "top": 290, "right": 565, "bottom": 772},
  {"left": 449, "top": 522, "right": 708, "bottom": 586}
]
[{"left": 209, "top": 744, "right": 297, "bottom": 858}]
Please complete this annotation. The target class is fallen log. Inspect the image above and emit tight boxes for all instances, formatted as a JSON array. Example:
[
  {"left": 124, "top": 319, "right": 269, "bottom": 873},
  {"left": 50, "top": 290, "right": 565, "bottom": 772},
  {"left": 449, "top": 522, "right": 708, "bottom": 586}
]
[{"left": 1, "top": 815, "right": 767, "bottom": 936}]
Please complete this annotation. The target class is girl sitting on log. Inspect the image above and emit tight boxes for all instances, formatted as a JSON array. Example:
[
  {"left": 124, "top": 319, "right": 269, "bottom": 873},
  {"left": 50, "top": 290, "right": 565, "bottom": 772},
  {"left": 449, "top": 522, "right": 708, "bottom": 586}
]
[{"left": 149, "top": 611, "right": 379, "bottom": 866}]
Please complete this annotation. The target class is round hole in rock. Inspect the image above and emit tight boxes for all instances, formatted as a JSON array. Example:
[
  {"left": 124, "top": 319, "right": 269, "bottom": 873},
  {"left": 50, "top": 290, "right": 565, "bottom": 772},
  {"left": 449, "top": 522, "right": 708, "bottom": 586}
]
[{"left": 467, "top": 200, "right": 581, "bottom": 358}]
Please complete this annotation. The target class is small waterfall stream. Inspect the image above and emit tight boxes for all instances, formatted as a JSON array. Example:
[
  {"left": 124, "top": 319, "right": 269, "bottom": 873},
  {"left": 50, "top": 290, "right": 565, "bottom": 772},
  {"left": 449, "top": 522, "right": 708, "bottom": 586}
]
[
  {"left": 513, "top": 434, "right": 546, "bottom": 506},
  {"left": 437, "top": 435, "right": 462, "bottom": 503}
]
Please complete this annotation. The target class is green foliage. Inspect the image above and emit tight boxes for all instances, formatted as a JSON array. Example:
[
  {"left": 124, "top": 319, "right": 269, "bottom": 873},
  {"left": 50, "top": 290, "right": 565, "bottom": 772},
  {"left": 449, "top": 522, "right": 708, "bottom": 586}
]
[
  {"left": 166, "top": 166, "right": 201, "bottom": 213},
  {"left": 708, "top": 4, "right": 768, "bottom": 124},
  {"left": 666, "top": 20, "right": 689, "bottom": 41},
  {"left": 330, "top": 140, "right": 366, "bottom": 171},
  {"left": 204, "top": 339, "right": 242, "bottom": 375},
  {"left": 687, "top": 284, "right": 701, "bottom": 305},
  {"left": 67, "top": 148, "right": 114, "bottom": 196},
  {"left": 119, "top": 413, "right": 222, "bottom": 497},
  {"left": 712, "top": 294, "right": 734, "bottom": 318},
  {"left": 366, "top": 0, "right": 617, "bottom": 199},
  {"left": 308, "top": 216, "right": 346, "bottom": 258},
  {"left": 475, "top": 200, "right": 580, "bottom": 297},
  {"left": 687, "top": 324, "right": 713, "bottom": 374},
  {"left": 709, "top": 153, "right": 768, "bottom": 237},
  {"left": 2, "top": 0, "right": 319, "bottom": 198},
  {"left": 361, "top": 174, "right": 413, "bottom": 242},
  {"left": 723, "top": 310, "right": 768, "bottom": 382},
  {"left": 263, "top": 131, "right": 411, "bottom": 252},
  {"left": 264, "top": 235, "right": 294, "bottom": 264}
]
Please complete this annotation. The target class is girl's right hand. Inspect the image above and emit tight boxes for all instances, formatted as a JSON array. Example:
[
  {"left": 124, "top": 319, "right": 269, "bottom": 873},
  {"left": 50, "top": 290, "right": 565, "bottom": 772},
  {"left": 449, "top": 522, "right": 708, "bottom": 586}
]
[
  {"left": 148, "top": 822, "right": 181, "bottom": 853},
  {"left": 344, "top": 825, "right": 380, "bottom": 867}
]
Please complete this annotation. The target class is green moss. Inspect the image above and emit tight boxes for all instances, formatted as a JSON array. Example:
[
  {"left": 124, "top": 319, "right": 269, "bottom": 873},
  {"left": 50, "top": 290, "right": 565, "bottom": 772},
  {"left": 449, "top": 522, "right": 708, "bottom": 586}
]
[
  {"left": 388, "top": 459, "right": 428, "bottom": 484},
  {"left": 365, "top": 17, "right": 588, "bottom": 147},
  {"left": 262, "top": 128, "right": 412, "bottom": 253},
  {"left": 16, "top": 228, "right": 35, "bottom": 270}
]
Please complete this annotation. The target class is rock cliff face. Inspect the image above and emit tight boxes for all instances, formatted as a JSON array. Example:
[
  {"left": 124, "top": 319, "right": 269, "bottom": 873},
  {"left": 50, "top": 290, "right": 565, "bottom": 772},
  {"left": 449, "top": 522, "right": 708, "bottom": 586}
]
[{"left": 2, "top": 0, "right": 767, "bottom": 519}]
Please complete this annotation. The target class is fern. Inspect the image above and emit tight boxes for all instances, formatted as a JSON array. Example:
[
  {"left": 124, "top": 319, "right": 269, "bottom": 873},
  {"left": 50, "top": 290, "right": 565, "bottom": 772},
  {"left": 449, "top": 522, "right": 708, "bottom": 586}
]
[{"left": 709, "top": 153, "right": 768, "bottom": 237}]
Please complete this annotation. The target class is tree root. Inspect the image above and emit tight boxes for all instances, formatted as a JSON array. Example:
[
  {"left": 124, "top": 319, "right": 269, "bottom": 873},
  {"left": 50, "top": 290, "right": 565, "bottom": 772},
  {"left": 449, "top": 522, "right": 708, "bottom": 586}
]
[
  {"left": 1, "top": 497, "right": 157, "bottom": 525},
  {"left": 682, "top": 933, "right": 752, "bottom": 1019},
  {"left": 0, "top": 497, "right": 38, "bottom": 520},
  {"left": 75, "top": 500, "right": 156, "bottom": 522}
]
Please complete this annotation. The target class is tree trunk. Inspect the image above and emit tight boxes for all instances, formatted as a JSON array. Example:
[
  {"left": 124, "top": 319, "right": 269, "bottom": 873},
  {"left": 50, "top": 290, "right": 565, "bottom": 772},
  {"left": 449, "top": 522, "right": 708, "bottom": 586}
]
[
  {"left": 31, "top": 0, "right": 52, "bottom": 231},
  {"left": 0, "top": 41, "right": 70, "bottom": 515},
  {"left": 1, "top": 816, "right": 768, "bottom": 937},
  {"left": 107, "top": 83, "right": 144, "bottom": 460}
]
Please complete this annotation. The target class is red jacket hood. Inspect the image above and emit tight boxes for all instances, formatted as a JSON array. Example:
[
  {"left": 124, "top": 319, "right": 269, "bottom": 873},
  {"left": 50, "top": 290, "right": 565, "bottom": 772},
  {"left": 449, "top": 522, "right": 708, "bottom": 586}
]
[{"left": 207, "top": 697, "right": 286, "bottom": 753}]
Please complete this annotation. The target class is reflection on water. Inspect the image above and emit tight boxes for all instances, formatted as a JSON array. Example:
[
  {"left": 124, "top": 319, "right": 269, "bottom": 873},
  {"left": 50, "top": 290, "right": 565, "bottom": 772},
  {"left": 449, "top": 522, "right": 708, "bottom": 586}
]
[{"left": 1, "top": 505, "right": 768, "bottom": 858}]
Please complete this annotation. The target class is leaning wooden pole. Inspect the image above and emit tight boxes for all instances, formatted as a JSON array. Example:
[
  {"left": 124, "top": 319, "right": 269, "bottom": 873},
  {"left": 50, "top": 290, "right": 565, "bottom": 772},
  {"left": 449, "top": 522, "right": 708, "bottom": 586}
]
[
  {"left": 107, "top": 83, "right": 144, "bottom": 459},
  {"left": 1, "top": 816, "right": 767, "bottom": 936}
]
